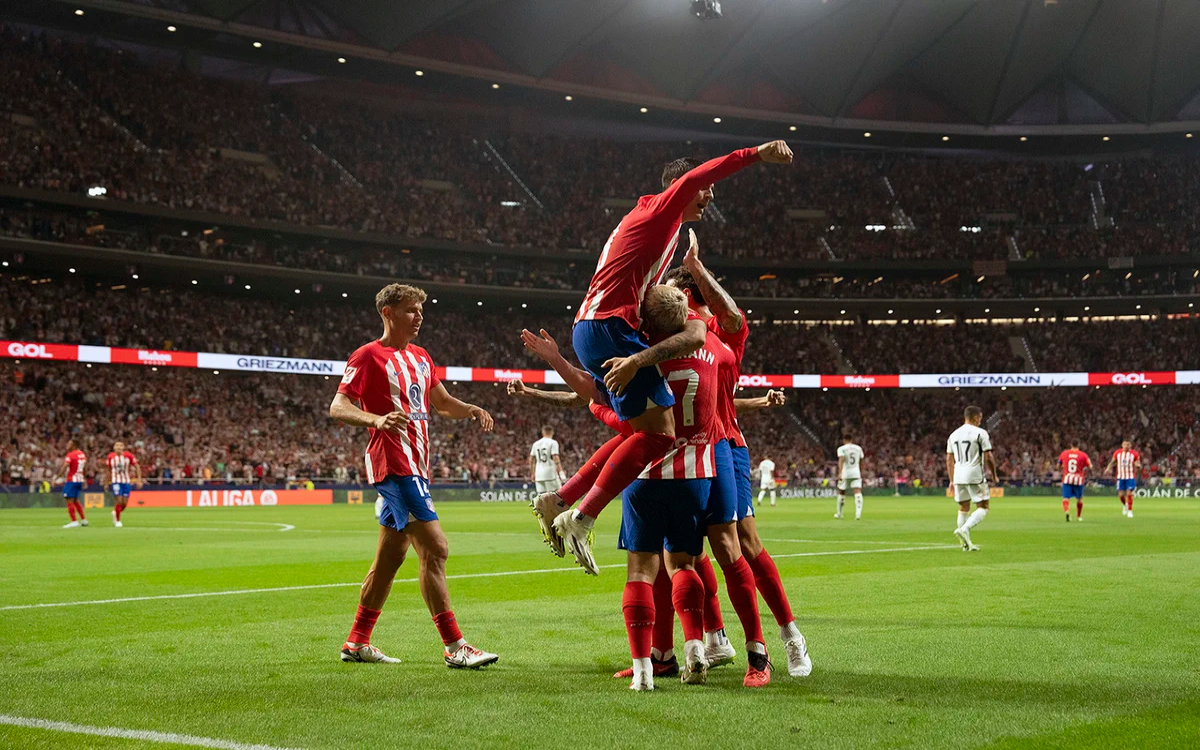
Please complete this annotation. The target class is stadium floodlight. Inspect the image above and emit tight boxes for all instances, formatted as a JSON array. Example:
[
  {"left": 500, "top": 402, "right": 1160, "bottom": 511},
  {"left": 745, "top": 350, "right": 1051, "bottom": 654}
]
[
  {"left": 1020, "top": 136, "right": 1028, "bottom": 142},
  {"left": 87, "top": 186, "right": 107, "bottom": 197},
  {"left": 191, "top": 279, "right": 198, "bottom": 285},
  {"left": 75, "top": 9, "right": 84, "bottom": 15},
  {"left": 69, "top": 268, "right": 76, "bottom": 273},
  {"left": 294, "top": 289, "right": 301, "bottom": 294},
  {"left": 337, "top": 57, "right": 346, "bottom": 64},
  {"left": 863, "top": 132, "right": 871, "bottom": 138},
  {"left": 713, "top": 117, "right": 722, "bottom": 123},
  {"left": 492, "top": 83, "right": 500, "bottom": 89},
  {"left": 1102, "top": 136, "right": 1110, "bottom": 142},
  {"left": 132, "top": 274, "right": 139, "bottom": 279},
  {"left": 789, "top": 126, "right": 797, "bottom": 131},
  {"left": 342, "top": 292, "right": 348, "bottom": 298},
  {"left": 690, "top": 0, "right": 722, "bottom": 20},
  {"left": 564, "top": 95, "right": 573, "bottom": 101},
  {"left": 1188, "top": 133, "right": 1194, "bottom": 138},
  {"left": 252, "top": 41, "right": 262, "bottom": 48},
  {"left": 244, "top": 284, "right": 251, "bottom": 290},
  {"left": 167, "top": 25, "right": 177, "bottom": 32},
  {"left": 415, "top": 70, "right": 424, "bottom": 76},
  {"left": 640, "top": 107, "right": 648, "bottom": 113},
  {"left": 942, "top": 136, "right": 950, "bottom": 141}
]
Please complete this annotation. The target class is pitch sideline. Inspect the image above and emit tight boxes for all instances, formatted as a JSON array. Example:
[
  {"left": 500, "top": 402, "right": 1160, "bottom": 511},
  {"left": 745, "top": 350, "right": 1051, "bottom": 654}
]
[{"left": 0, "top": 714, "right": 302, "bottom": 750}]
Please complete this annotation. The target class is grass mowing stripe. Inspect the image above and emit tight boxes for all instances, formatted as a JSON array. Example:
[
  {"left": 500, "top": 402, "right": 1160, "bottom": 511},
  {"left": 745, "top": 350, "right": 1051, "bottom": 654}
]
[
  {"left": 0, "top": 714, "right": 302, "bottom": 750},
  {"left": 0, "top": 544, "right": 955, "bottom": 612}
]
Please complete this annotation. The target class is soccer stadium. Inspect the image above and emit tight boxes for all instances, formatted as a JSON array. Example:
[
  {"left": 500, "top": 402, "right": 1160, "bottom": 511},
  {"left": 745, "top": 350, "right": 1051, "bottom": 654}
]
[{"left": 2, "top": 1, "right": 1199, "bottom": 747}]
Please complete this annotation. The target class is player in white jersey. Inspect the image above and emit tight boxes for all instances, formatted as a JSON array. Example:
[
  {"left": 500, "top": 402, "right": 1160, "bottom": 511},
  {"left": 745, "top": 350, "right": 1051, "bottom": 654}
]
[
  {"left": 945, "top": 406, "right": 998, "bottom": 552},
  {"left": 529, "top": 426, "right": 565, "bottom": 495},
  {"left": 755, "top": 456, "right": 776, "bottom": 507},
  {"left": 835, "top": 435, "right": 865, "bottom": 520}
]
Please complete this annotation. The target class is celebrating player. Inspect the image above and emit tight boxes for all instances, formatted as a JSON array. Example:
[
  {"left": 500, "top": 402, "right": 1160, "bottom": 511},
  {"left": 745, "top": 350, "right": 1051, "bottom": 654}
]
[
  {"left": 533, "top": 140, "right": 794, "bottom": 574},
  {"left": 756, "top": 455, "right": 777, "bottom": 507},
  {"left": 1106, "top": 440, "right": 1141, "bottom": 518},
  {"left": 835, "top": 434, "right": 865, "bottom": 520},
  {"left": 529, "top": 426, "right": 565, "bottom": 496},
  {"left": 331, "top": 283, "right": 498, "bottom": 669},
  {"left": 57, "top": 439, "right": 88, "bottom": 528},
  {"left": 946, "top": 406, "right": 997, "bottom": 552},
  {"left": 1059, "top": 440, "right": 1092, "bottom": 522},
  {"left": 106, "top": 441, "right": 141, "bottom": 528}
]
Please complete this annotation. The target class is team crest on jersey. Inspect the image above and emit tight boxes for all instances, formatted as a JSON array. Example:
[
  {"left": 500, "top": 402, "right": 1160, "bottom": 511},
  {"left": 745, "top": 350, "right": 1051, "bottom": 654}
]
[{"left": 416, "top": 361, "right": 430, "bottom": 376}]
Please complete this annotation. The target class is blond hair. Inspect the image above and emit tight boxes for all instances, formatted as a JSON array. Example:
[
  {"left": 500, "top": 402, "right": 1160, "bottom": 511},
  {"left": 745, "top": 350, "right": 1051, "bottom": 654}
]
[
  {"left": 375, "top": 283, "right": 427, "bottom": 314},
  {"left": 642, "top": 285, "right": 688, "bottom": 336}
]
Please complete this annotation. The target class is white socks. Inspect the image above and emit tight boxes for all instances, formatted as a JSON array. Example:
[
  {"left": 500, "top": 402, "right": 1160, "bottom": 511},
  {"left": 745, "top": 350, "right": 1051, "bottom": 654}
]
[
  {"left": 837, "top": 496, "right": 845, "bottom": 515},
  {"left": 781, "top": 621, "right": 802, "bottom": 642},
  {"left": 757, "top": 490, "right": 766, "bottom": 504},
  {"left": 963, "top": 508, "right": 988, "bottom": 530},
  {"left": 769, "top": 490, "right": 777, "bottom": 505},
  {"left": 956, "top": 510, "right": 969, "bottom": 529},
  {"left": 854, "top": 493, "right": 863, "bottom": 519}
]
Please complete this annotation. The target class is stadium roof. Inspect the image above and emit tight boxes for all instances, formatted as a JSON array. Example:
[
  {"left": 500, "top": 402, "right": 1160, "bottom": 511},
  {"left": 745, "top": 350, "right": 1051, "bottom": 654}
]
[{"left": 23, "top": 0, "right": 1200, "bottom": 137}]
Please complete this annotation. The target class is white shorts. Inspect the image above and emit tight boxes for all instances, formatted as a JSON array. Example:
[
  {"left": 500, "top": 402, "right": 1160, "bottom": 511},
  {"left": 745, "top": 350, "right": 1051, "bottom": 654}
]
[
  {"left": 535, "top": 478, "right": 562, "bottom": 495},
  {"left": 759, "top": 481, "right": 775, "bottom": 490},
  {"left": 954, "top": 483, "right": 989, "bottom": 504},
  {"left": 838, "top": 478, "right": 862, "bottom": 492}
]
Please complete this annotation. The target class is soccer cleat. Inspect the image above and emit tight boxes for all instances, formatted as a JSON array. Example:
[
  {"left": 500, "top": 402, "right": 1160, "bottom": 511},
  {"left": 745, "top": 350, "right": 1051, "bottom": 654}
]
[
  {"left": 953, "top": 526, "right": 973, "bottom": 550},
  {"left": 966, "top": 543, "right": 981, "bottom": 551},
  {"left": 1127, "top": 511, "right": 1134, "bottom": 518},
  {"left": 784, "top": 634, "right": 813, "bottom": 677},
  {"left": 1065, "top": 514, "right": 1071, "bottom": 522},
  {"left": 62, "top": 520, "right": 80, "bottom": 528},
  {"left": 629, "top": 672, "right": 654, "bottom": 691},
  {"left": 80, "top": 519, "right": 88, "bottom": 527},
  {"left": 340, "top": 643, "right": 401, "bottom": 664},
  {"left": 1077, "top": 517, "right": 1084, "bottom": 522},
  {"left": 705, "top": 640, "right": 736, "bottom": 668},
  {"left": 613, "top": 655, "right": 678, "bottom": 679},
  {"left": 680, "top": 641, "right": 708, "bottom": 685},
  {"left": 114, "top": 521, "right": 123, "bottom": 528},
  {"left": 743, "top": 651, "right": 772, "bottom": 688},
  {"left": 833, "top": 513, "right": 842, "bottom": 519},
  {"left": 444, "top": 643, "right": 499, "bottom": 669},
  {"left": 553, "top": 510, "right": 598, "bottom": 575},
  {"left": 531, "top": 492, "right": 566, "bottom": 557}
]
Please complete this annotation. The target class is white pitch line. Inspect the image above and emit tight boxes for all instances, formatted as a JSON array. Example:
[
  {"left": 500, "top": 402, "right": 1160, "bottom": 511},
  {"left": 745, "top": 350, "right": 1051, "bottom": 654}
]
[
  {"left": 0, "top": 545, "right": 954, "bottom": 612},
  {"left": 0, "top": 714, "right": 302, "bottom": 750},
  {"left": 762, "top": 537, "right": 949, "bottom": 545}
]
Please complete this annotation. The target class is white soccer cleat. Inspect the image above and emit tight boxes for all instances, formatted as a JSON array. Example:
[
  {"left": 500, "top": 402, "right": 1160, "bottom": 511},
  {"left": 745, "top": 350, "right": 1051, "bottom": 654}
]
[
  {"left": 680, "top": 640, "right": 708, "bottom": 685},
  {"left": 444, "top": 642, "right": 499, "bottom": 669},
  {"left": 834, "top": 513, "right": 842, "bottom": 519},
  {"left": 966, "top": 543, "right": 981, "bottom": 551},
  {"left": 553, "top": 510, "right": 598, "bottom": 575},
  {"left": 531, "top": 492, "right": 567, "bottom": 557},
  {"left": 80, "top": 519, "right": 88, "bottom": 527},
  {"left": 1077, "top": 517, "right": 1084, "bottom": 523},
  {"left": 114, "top": 521, "right": 123, "bottom": 528},
  {"left": 1127, "top": 511, "right": 1134, "bottom": 518},
  {"left": 62, "top": 520, "right": 81, "bottom": 528},
  {"left": 784, "top": 634, "right": 813, "bottom": 677},
  {"left": 340, "top": 643, "right": 401, "bottom": 664},
  {"left": 953, "top": 526, "right": 972, "bottom": 551},
  {"left": 629, "top": 671, "right": 654, "bottom": 691},
  {"left": 704, "top": 640, "right": 736, "bottom": 668}
]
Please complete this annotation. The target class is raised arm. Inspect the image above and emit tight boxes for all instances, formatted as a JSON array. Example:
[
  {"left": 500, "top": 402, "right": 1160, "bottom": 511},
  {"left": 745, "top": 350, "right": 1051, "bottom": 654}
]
[
  {"left": 520, "top": 328, "right": 603, "bottom": 403},
  {"left": 507, "top": 378, "right": 588, "bottom": 408},
  {"left": 652, "top": 142, "right": 791, "bottom": 217},
  {"left": 603, "top": 318, "right": 706, "bottom": 394},
  {"left": 734, "top": 389, "right": 786, "bottom": 413},
  {"left": 429, "top": 382, "right": 494, "bottom": 431},
  {"left": 683, "top": 230, "right": 743, "bottom": 334}
]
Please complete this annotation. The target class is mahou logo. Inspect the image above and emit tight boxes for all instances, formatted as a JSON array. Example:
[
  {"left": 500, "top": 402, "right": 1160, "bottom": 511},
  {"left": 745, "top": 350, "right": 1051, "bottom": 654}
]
[
  {"left": 7, "top": 342, "right": 52, "bottom": 358},
  {"left": 1112, "top": 372, "right": 1151, "bottom": 385},
  {"left": 844, "top": 376, "right": 876, "bottom": 388}
]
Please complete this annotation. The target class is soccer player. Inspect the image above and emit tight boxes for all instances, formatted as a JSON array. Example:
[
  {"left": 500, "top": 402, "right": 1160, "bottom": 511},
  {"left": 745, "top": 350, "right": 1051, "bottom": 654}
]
[
  {"left": 835, "top": 435, "right": 865, "bottom": 520},
  {"left": 535, "top": 140, "right": 794, "bottom": 574},
  {"left": 106, "top": 441, "right": 141, "bottom": 528},
  {"left": 529, "top": 426, "right": 565, "bottom": 496},
  {"left": 1106, "top": 440, "right": 1141, "bottom": 518},
  {"left": 946, "top": 406, "right": 997, "bottom": 552},
  {"left": 331, "top": 283, "right": 498, "bottom": 669},
  {"left": 756, "top": 456, "right": 777, "bottom": 507},
  {"left": 57, "top": 439, "right": 88, "bottom": 528},
  {"left": 1059, "top": 441, "right": 1092, "bottom": 522}
]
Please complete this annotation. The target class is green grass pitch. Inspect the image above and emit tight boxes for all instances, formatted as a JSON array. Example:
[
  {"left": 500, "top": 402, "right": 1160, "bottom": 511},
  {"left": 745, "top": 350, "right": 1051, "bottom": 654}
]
[{"left": 2, "top": 496, "right": 1198, "bottom": 749}]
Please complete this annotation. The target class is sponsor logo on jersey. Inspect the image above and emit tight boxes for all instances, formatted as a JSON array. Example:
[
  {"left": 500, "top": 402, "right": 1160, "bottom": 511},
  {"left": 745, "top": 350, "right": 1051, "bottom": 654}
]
[{"left": 341, "top": 366, "right": 358, "bottom": 384}]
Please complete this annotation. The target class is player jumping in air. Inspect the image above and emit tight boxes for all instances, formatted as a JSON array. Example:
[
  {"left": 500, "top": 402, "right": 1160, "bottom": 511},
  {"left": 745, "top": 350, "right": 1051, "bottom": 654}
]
[
  {"left": 331, "top": 283, "right": 498, "bottom": 669},
  {"left": 525, "top": 140, "right": 794, "bottom": 574},
  {"left": 835, "top": 434, "right": 865, "bottom": 520},
  {"left": 106, "top": 442, "right": 141, "bottom": 528},
  {"left": 529, "top": 425, "right": 565, "bottom": 496},
  {"left": 57, "top": 439, "right": 88, "bottom": 528},
  {"left": 756, "top": 456, "right": 777, "bottom": 507},
  {"left": 946, "top": 406, "right": 997, "bottom": 552},
  {"left": 1059, "top": 441, "right": 1092, "bottom": 522},
  {"left": 1106, "top": 440, "right": 1141, "bottom": 518}
]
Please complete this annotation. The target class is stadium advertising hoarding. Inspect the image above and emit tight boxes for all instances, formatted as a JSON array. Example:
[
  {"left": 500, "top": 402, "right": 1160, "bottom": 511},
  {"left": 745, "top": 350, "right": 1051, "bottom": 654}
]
[
  {"left": 131, "top": 489, "right": 333, "bottom": 507},
  {"left": 3, "top": 340, "right": 1198, "bottom": 389}
]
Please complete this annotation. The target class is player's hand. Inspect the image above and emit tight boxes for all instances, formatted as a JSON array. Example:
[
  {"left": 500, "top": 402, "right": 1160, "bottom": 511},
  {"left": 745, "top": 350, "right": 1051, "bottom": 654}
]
[
  {"left": 520, "top": 328, "right": 560, "bottom": 364},
  {"left": 469, "top": 405, "right": 494, "bottom": 432},
  {"left": 374, "top": 410, "right": 411, "bottom": 434},
  {"left": 683, "top": 228, "right": 701, "bottom": 269},
  {"left": 507, "top": 379, "right": 529, "bottom": 397},
  {"left": 757, "top": 140, "right": 793, "bottom": 164},
  {"left": 602, "top": 355, "right": 640, "bottom": 395},
  {"left": 766, "top": 389, "right": 786, "bottom": 407}
]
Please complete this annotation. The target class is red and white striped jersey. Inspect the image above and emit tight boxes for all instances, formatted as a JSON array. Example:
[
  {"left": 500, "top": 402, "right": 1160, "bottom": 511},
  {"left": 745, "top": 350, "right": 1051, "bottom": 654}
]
[
  {"left": 1059, "top": 449, "right": 1091, "bottom": 485},
  {"left": 106, "top": 451, "right": 137, "bottom": 484},
  {"left": 65, "top": 449, "right": 86, "bottom": 483},
  {"left": 575, "top": 148, "right": 761, "bottom": 331},
  {"left": 1113, "top": 449, "right": 1140, "bottom": 480},
  {"left": 707, "top": 312, "right": 749, "bottom": 447},
  {"left": 338, "top": 340, "right": 441, "bottom": 483}
]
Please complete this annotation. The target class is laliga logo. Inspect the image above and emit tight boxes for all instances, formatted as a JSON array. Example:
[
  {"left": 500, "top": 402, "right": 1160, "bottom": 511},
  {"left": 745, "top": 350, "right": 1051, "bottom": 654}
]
[
  {"left": 739, "top": 375, "right": 771, "bottom": 387},
  {"left": 260, "top": 490, "right": 278, "bottom": 506},
  {"left": 8, "top": 342, "right": 53, "bottom": 358},
  {"left": 1112, "top": 372, "right": 1152, "bottom": 385}
]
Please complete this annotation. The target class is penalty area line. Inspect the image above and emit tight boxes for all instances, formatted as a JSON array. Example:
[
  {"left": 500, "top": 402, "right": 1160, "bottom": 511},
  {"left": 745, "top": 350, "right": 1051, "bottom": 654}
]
[
  {"left": 0, "top": 714, "right": 302, "bottom": 750},
  {"left": 0, "top": 544, "right": 955, "bottom": 612}
]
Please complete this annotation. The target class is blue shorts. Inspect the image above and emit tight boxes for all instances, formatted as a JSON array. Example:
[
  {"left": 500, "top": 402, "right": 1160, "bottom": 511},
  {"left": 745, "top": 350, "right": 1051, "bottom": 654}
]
[
  {"left": 1062, "top": 483, "right": 1084, "bottom": 500},
  {"left": 706, "top": 440, "right": 738, "bottom": 525},
  {"left": 63, "top": 482, "right": 83, "bottom": 500},
  {"left": 573, "top": 318, "right": 674, "bottom": 421},
  {"left": 618, "top": 478, "right": 710, "bottom": 556},
  {"left": 111, "top": 483, "right": 132, "bottom": 498},
  {"left": 1118, "top": 479, "right": 1137, "bottom": 492},
  {"left": 730, "top": 445, "right": 754, "bottom": 520},
  {"left": 376, "top": 475, "right": 438, "bottom": 531}
]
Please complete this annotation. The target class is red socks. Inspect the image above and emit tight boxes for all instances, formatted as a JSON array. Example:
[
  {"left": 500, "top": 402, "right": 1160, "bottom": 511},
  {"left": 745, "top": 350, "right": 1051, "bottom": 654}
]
[
  {"left": 695, "top": 554, "right": 724, "bottom": 632},
  {"left": 113, "top": 504, "right": 124, "bottom": 521},
  {"left": 747, "top": 550, "right": 794, "bottom": 626},
  {"left": 651, "top": 568, "right": 675, "bottom": 655},
  {"left": 577, "top": 432, "right": 675, "bottom": 518},
  {"left": 670, "top": 569, "right": 705, "bottom": 642},
  {"left": 721, "top": 556, "right": 764, "bottom": 645},
  {"left": 73, "top": 501, "right": 85, "bottom": 520},
  {"left": 432, "top": 610, "right": 463, "bottom": 646},
  {"left": 1062, "top": 499, "right": 1070, "bottom": 513},
  {"left": 67, "top": 503, "right": 77, "bottom": 521},
  {"left": 347, "top": 605, "right": 381, "bottom": 645},
  {"left": 1076, "top": 501, "right": 1084, "bottom": 518},
  {"left": 1126, "top": 496, "right": 1133, "bottom": 511},
  {"left": 622, "top": 581, "right": 655, "bottom": 659},
  {"left": 558, "top": 435, "right": 625, "bottom": 504}
]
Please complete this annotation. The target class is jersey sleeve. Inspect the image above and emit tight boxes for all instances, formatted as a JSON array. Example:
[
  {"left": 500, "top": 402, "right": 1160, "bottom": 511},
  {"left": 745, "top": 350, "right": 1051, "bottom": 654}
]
[
  {"left": 589, "top": 402, "right": 634, "bottom": 436},
  {"left": 529, "top": 444, "right": 537, "bottom": 457},
  {"left": 946, "top": 437, "right": 955, "bottom": 455},
  {"left": 551, "top": 441, "right": 560, "bottom": 456},
  {"left": 649, "top": 148, "right": 761, "bottom": 217},
  {"left": 128, "top": 453, "right": 138, "bottom": 466},
  {"left": 337, "top": 346, "right": 370, "bottom": 401},
  {"left": 426, "top": 350, "right": 441, "bottom": 390},
  {"left": 980, "top": 431, "right": 992, "bottom": 452}
]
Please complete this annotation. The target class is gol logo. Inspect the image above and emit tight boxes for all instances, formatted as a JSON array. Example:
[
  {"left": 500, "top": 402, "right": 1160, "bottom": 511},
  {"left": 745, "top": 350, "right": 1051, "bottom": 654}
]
[
  {"left": 1112, "top": 372, "right": 1151, "bottom": 385},
  {"left": 7, "top": 342, "right": 53, "bottom": 358},
  {"left": 740, "top": 375, "right": 771, "bottom": 387}
]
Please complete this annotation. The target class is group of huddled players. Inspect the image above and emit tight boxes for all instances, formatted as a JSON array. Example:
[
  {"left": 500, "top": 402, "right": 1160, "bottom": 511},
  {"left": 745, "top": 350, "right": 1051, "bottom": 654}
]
[{"left": 56, "top": 440, "right": 142, "bottom": 529}]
